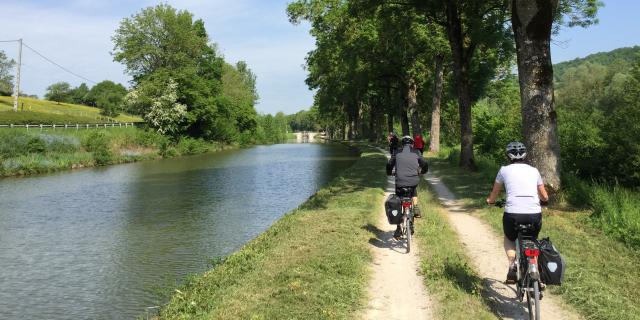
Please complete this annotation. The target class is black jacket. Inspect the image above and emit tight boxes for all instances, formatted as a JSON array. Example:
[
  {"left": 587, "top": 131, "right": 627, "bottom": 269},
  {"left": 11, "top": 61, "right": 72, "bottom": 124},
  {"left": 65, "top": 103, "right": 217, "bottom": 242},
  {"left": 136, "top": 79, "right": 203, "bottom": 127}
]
[{"left": 386, "top": 145, "right": 428, "bottom": 187}]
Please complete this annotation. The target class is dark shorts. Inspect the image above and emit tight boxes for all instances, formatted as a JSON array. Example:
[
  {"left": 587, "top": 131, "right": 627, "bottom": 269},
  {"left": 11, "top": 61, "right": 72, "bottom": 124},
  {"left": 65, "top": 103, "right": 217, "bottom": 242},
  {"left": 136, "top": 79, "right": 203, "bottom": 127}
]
[
  {"left": 396, "top": 185, "right": 417, "bottom": 198},
  {"left": 502, "top": 212, "right": 542, "bottom": 241}
]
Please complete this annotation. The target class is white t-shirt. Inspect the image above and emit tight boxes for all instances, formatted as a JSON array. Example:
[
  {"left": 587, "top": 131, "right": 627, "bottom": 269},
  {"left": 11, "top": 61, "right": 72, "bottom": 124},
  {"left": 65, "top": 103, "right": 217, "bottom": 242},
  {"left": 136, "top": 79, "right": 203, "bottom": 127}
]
[{"left": 495, "top": 163, "right": 544, "bottom": 214}]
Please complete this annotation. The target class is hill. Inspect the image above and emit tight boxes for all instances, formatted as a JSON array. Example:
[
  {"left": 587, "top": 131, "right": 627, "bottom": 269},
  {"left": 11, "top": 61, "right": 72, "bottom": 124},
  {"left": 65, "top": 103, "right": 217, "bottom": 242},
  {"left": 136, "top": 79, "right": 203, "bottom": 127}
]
[
  {"left": 554, "top": 46, "right": 640, "bottom": 81},
  {"left": 0, "top": 96, "right": 142, "bottom": 124}
]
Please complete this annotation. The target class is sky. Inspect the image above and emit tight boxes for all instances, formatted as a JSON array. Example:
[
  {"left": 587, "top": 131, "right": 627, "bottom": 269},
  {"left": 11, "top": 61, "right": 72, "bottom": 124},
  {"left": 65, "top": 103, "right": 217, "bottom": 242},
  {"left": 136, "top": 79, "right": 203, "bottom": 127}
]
[{"left": 0, "top": 0, "right": 638, "bottom": 115}]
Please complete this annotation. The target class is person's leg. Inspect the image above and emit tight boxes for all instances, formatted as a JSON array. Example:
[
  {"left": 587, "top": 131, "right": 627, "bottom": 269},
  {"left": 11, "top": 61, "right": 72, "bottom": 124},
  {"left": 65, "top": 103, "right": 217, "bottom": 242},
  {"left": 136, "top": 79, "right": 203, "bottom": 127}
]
[
  {"left": 394, "top": 224, "right": 402, "bottom": 239},
  {"left": 503, "top": 213, "right": 518, "bottom": 283},
  {"left": 411, "top": 186, "right": 422, "bottom": 218},
  {"left": 503, "top": 236, "right": 516, "bottom": 265}
]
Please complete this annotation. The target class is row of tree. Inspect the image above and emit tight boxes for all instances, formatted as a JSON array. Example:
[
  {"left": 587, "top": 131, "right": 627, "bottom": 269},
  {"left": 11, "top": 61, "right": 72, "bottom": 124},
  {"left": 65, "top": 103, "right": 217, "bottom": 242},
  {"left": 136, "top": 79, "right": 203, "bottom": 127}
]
[
  {"left": 288, "top": 0, "right": 601, "bottom": 191},
  {"left": 43, "top": 81, "right": 127, "bottom": 116}
]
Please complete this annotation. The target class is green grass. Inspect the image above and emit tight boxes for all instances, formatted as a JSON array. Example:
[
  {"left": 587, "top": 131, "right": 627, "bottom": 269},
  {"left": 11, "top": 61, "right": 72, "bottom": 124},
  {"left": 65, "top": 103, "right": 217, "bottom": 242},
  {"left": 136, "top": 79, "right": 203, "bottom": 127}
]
[
  {"left": 0, "top": 96, "right": 142, "bottom": 123},
  {"left": 0, "top": 110, "right": 116, "bottom": 124},
  {"left": 160, "top": 146, "right": 388, "bottom": 319},
  {"left": 428, "top": 148, "right": 640, "bottom": 320},
  {"left": 415, "top": 181, "right": 497, "bottom": 320}
]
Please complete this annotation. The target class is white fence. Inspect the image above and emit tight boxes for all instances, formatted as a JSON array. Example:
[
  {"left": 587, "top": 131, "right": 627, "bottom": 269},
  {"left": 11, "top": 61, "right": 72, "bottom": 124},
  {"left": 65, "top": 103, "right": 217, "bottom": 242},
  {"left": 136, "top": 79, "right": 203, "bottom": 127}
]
[{"left": 0, "top": 123, "right": 138, "bottom": 130}]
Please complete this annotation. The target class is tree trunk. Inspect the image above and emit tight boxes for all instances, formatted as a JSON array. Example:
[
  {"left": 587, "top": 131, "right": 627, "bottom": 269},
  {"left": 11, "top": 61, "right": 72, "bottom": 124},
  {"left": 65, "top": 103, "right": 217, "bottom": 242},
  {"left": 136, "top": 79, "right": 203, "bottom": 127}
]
[
  {"left": 406, "top": 78, "right": 422, "bottom": 136},
  {"left": 387, "top": 113, "right": 394, "bottom": 134},
  {"left": 398, "top": 99, "right": 410, "bottom": 137},
  {"left": 446, "top": 0, "right": 476, "bottom": 170},
  {"left": 429, "top": 54, "right": 444, "bottom": 153},
  {"left": 512, "top": 0, "right": 562, "bottom": 191}
]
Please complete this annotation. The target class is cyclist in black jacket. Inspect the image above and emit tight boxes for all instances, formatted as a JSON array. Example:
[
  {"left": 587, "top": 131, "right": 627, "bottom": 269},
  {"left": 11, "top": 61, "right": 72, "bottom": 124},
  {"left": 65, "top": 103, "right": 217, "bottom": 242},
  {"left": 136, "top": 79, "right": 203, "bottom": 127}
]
[
  {"left": 388, "top": 132, "right": 399, "bottom": 156},
  {"left": 386, "top": 136, "right": 429, "bottom": 239}
]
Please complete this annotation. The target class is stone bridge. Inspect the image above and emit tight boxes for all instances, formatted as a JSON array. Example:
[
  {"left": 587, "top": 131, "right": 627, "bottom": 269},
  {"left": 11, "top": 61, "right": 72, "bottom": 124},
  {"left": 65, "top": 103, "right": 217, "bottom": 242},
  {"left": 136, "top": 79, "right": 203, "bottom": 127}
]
[{"left": 293, "top": 131, "right": 322, "bottom": 143}]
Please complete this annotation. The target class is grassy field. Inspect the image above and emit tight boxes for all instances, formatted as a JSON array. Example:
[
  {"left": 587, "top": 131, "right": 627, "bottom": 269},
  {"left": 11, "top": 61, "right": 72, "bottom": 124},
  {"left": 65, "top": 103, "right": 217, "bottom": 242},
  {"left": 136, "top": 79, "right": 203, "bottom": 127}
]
[
  {"left": 160, "top": 146, "right": 388, "bottom": 319},
  {"left": 428, "top": 148, "right": 640, "bottom": 320},
  {"left": 0, "top": 128, "right": 228, "bottom": 177},
  {"left": 415, "top": 181, "right": 497, "bottom": 319},
  {"left": 0, "top": 96, "right": 142, "bottom": 123}
]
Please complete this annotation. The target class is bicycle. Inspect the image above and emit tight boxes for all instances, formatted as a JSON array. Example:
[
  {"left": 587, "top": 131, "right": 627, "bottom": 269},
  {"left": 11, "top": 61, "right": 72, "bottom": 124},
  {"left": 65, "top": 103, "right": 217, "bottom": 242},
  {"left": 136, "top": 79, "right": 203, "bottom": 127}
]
[
  {"left": 495, "top": 199, "right": 542, "bottom": 320},
  {"left": 397, "top": 189, "right": 415, "bottom": 253}
]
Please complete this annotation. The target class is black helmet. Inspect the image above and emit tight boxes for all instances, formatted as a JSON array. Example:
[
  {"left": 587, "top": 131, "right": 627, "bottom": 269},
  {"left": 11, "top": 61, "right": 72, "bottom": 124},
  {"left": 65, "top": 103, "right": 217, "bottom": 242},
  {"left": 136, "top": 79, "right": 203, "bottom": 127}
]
[
  {"left": 401, "top": 135, "right": 414, "bottom": 145},
  {"left": 506, "top": 141, "right": 527, "bottom": 160}
]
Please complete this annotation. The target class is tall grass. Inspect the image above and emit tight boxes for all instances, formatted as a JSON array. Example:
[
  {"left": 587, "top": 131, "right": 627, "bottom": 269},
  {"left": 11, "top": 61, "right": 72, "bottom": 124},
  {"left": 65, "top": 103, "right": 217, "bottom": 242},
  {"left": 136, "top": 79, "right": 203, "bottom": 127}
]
[{"left": 590, "top": 184, "right": 640, "bottom": 248}]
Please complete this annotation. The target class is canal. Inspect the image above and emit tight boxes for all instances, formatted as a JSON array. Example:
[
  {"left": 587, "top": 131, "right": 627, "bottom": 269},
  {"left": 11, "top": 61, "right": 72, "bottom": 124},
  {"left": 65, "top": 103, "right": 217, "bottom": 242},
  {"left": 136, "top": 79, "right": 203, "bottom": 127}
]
[{"left": 0, "top": 143, "right": 358, "bottom": 319}]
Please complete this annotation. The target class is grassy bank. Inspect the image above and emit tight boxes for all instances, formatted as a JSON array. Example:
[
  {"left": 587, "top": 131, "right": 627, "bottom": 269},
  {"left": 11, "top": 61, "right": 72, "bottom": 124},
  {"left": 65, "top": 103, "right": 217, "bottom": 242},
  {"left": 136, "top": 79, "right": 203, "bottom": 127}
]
[
  {"left": 0, "top": 128, "right": 229, "bottom": 177},
  {"left": 160, "top": 146, "right": 387, "bottom": 319},
  {"left": 428, "top": 149, "right": 640, "bottom": 320},
  {"left": 415, "top": 181, "right": 497, "bottom": 320},
  {"left": 0, "top": 96, "right": 142, "bottom": 123}
]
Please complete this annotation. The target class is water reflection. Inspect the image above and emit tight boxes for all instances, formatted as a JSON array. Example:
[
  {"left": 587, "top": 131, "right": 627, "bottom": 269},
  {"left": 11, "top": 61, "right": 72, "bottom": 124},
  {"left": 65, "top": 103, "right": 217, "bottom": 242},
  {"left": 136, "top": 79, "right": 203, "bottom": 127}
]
[{"left": 0, "top": 143, "right": 357, "bottom": 319}]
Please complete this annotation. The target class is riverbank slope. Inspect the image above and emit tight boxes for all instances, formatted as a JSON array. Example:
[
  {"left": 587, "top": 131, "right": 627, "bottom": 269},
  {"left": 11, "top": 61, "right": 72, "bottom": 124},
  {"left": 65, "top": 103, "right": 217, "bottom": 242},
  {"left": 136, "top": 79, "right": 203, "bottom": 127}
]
[{"left": 0, "top": 128, "right": 235, "bottom": 177}]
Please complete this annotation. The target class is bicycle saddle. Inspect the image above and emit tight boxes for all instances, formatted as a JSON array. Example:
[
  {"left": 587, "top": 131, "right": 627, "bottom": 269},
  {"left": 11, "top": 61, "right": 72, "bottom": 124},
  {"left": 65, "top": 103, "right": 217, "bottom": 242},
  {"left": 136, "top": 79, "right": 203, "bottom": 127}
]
[{"left": 515, "top": 223, "right": 535, "bottom": 233}]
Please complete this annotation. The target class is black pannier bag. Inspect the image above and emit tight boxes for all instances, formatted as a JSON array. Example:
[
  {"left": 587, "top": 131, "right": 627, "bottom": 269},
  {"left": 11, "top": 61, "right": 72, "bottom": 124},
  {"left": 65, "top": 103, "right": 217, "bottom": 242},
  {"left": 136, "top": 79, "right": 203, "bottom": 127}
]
[
  {"left": 385, "top": 194, "right": 403, "bottom": 225},
  {"left": 537, "top": 237, "right": 566, "bottom": 285}
]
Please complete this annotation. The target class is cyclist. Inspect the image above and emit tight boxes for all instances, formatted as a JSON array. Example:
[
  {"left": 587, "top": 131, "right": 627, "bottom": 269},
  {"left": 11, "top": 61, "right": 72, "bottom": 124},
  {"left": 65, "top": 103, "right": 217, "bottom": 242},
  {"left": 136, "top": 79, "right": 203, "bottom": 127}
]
[
  {"left": 386, "top": 135, "right": 429, "bottom": 239},
  {"left": 486, "top": 141, "right": 549, "bottom": 284},
  {"left": 413, "top": 133, "right": 425, "bottom": 154},
  {"left": 388, "top": 132, "right": 399, "bottom": 156}
]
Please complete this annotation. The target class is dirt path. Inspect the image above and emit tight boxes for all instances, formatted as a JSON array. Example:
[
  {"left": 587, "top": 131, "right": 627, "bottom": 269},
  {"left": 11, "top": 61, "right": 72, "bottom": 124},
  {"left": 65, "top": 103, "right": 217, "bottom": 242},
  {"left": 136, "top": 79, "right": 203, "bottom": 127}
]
[
  {"left": 425, "top": 171, "right": 581, "bottom": 320},
  {"left": 362, "top": 152, "right": 433, "bottom": 320}
]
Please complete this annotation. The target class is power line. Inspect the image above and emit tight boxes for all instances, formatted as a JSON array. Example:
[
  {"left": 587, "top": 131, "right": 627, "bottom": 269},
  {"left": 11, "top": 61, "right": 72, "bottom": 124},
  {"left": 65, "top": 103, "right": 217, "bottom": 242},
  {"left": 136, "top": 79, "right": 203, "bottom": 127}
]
[{"left": 21, "top": 42, "right": 98, "bottom": 84}]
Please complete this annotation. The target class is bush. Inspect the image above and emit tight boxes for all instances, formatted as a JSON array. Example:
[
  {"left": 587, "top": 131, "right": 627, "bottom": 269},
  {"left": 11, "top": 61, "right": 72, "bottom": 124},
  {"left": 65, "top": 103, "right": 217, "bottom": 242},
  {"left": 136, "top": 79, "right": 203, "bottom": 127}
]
[
  {"left": 176, "top": 137, "right": 210, "bottom": 155},
  {"left": 26, "top": 136, "right": 46, "bottom": 153},
  {"left": 159, "top": 140, "right": 178, "bottom": 158},
  {"left": 82, "top": 131, "right": 113, "bottom": 165}
]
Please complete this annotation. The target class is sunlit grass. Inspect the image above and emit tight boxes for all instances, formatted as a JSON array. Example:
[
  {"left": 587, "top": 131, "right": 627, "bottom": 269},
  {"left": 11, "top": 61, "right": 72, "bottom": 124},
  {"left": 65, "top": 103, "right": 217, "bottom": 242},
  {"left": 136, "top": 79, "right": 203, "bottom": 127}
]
[{"left": 0, "top": 96, "right": 142, "bottom": 123}]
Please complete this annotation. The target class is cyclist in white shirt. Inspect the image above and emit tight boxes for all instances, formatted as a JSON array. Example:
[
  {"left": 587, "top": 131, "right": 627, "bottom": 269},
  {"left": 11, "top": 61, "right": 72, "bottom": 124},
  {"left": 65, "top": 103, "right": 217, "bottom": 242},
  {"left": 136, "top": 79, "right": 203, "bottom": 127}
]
[{"left": 486, "top": 142, "right": 549, "bottom": 283}]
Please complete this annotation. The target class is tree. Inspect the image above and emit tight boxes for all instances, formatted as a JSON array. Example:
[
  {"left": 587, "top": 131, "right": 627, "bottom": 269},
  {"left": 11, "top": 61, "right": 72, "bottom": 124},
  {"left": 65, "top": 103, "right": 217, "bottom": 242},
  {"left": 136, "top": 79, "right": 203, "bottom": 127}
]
[
  {"left": 0, "top": 50, "right": 15, "bottom": 96},
  {"left": 85, "top": 80, "right": 128, "bottom": 116},
  {"left": 70, "top": 83, "right": 90, "bottom": 105},
  {"left": 126, "top": 78, "right": 186, "bottom": 135},
  {"left": 511, "top": 0, "right": 601, "bottom": 191},
  {"left": 45, "top": 82, "right": 73, "bottom": 103},
  {"left": 112, "top": 4, "right": 236, "bottom": 140},
  {"left": 429, "top": 54, "right": 445, "bottom": 153}
]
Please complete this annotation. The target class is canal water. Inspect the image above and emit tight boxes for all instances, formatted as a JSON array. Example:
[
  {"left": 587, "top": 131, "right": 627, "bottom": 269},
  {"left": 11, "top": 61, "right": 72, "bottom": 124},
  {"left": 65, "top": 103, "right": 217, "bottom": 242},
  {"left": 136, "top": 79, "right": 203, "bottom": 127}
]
[{"left": 0, "top": 143, "right": 358, "bottom": 319}]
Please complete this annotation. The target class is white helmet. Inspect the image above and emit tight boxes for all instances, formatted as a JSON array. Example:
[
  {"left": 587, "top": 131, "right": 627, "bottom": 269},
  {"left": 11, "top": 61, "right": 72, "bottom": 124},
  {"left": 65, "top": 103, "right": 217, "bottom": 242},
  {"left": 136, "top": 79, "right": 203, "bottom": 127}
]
[{"left": 506, "top": 141, "right": 526, "bottom": 160}]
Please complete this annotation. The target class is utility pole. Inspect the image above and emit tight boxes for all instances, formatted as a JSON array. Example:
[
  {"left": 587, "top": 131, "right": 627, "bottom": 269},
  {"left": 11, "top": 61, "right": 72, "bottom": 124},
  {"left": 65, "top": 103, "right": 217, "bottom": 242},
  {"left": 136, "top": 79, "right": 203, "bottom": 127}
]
[{"left": 12, "top": 38, "right": 22, "bottom": 112}]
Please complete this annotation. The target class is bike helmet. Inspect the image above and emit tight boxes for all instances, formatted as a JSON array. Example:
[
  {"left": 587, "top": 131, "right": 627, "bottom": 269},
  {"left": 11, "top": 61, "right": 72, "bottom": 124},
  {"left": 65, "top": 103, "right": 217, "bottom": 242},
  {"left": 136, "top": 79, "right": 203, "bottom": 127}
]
[
  {"left": 401, "top": 135, "right": 414, "bottom": 145},
  {"left": 506, "top": 141, "right": 527, "bottom": 160}
]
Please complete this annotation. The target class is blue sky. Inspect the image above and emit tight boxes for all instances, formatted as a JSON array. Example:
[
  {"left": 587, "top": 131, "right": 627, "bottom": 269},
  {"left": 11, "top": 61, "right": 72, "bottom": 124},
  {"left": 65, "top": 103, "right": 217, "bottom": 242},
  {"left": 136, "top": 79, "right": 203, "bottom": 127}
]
[{"left": 0, "top": 0, "right": 637, "bottom": 114}]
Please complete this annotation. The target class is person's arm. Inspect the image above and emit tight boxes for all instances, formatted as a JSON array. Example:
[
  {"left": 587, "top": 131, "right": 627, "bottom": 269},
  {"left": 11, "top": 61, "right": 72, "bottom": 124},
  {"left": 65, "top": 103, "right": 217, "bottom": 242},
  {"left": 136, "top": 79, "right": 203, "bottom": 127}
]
[
  {"left": 418, "top": 156, "right": 428, "bottom": 174},
  {"left": 538, "top": 184, "right": 549, "bottom": 202},
  {"left": 386, "top": 157, "right": 395, "bottom": 176},
  {"left": 486, "top": 182, "right": 503, "bottom": 204}
]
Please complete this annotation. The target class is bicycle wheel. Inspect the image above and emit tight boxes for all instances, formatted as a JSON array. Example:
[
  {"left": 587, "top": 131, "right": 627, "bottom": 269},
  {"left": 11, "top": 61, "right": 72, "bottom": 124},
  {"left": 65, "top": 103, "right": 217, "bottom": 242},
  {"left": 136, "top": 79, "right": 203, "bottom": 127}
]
[
  {"left": 526, "top": 280, "right": 540, "bottom": 320},
  {"left": 404, "top": 210, "right": 411, "bottom": 253}
]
